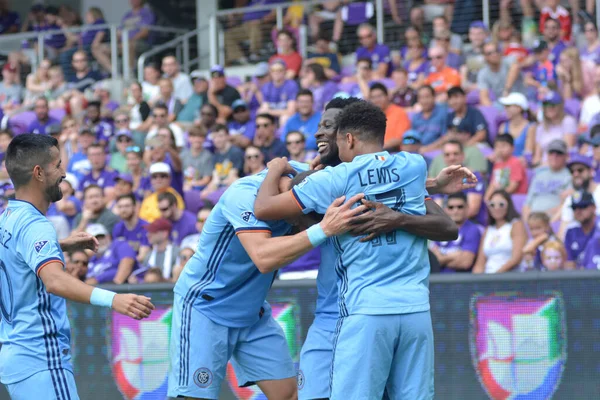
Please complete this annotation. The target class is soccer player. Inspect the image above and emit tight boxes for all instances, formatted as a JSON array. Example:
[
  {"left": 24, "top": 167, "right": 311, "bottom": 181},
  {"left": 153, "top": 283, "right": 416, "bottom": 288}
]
[
  {"left": 0, "top": 134, "right": 155, "bottom": 400},
  {"left": 167, "top": 160, "right": 367, "bottom": 400},
  {"left": 254, "top": 100, "right": 474, "bottom": 399},
  {"left": 294, "top": 97, "right": 474, "bottom": 400}
]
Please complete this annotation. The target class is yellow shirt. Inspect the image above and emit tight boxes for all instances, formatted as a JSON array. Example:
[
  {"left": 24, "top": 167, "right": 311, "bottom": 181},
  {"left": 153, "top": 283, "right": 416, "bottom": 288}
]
[{"left": 139, "top": 187, "right": 185, "bottom": 223}]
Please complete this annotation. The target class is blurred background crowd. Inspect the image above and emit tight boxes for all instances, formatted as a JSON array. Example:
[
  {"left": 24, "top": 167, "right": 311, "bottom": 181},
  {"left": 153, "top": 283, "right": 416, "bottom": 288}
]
[{"left": 0, "top": 0, "right": 599, "bottom": 285}]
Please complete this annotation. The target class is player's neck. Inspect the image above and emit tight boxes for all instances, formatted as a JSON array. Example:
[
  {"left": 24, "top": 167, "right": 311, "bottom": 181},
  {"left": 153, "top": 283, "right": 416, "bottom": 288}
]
[
  {"left": 15, "top": 188, "right": 50, "bottom": 215},
  {"left": 353, "top": 143, "right": 384, "bottom": 157}
]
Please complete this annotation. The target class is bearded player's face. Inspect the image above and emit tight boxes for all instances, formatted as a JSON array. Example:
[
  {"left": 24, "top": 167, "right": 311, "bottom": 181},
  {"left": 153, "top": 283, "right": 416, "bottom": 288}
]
[
  {"left": 43, "top": 147, "right": 65, "bottom": 203},
  {"left": 315, "top": 108, "right": 342, "bottom": 167}
]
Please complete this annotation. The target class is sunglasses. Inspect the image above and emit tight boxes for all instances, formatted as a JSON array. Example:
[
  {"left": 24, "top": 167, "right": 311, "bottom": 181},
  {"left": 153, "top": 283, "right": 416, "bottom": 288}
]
[
  {"left": 548, "top": 150, "right": 565, "bottom": 156},
  {"left": 152, "top": 173, "right": 169, "bottom": 179},
  {"left": 117, "top": 137, "right": 132, "bottom": 143},
  {"left": 126, "top": 146, "right": 141, "bottom": 153},
  {"left": 435, "top": 37, "right": 450, "bottom": 41},
  {"left": 286, "top": 140, "right": 303, "bottom": 145},
  {"left": 246, "top": 154, "right": 261, "bottom": 160},
  {"left": 73, "top": 259, "right": 88, "bottom": 266},
  {"left": 256, "top": 123, "right": 271, "bottom": 129},
  {"left": 447, "top": 205, "right": 465, "bottom": 210},
  {"left": 115, "top": 118, "right": 129, "bottom": 124},
  {"left": 153, "top": 113, "right": 167, "bottom": 118},
  {"left": 488, "top": 201, "right": 507, "bottom": 209},
  {"left": 570, "top": 167, "right": 587, "bottom": 174},
  {"left": 430, "top": 55, "right": 444, "bottom": 60}
]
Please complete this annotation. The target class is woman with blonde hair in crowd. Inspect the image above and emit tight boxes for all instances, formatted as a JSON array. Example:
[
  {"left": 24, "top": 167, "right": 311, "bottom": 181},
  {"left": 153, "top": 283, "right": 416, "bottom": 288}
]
[
  {"left": 23, "top": 58, "right": 51, "bottom": 107},
  {"left": 243, "top": 146, "right": 266, "bottom": 176},
  {"left": 556, "top": 47, "right": 585, "bottom": 100},
  {"left": 522, "top": 212, "right": 559, "bottom": 271}
]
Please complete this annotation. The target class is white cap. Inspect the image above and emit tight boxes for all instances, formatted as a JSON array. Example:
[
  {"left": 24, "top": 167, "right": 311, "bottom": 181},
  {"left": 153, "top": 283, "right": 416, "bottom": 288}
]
[
  {"left": 149, "top": 162, "right": 171, "bottom": 175},
  {"left": 63, "top": 173, "right": 78, "bottom": 190},
  {"left": 499, "top": 92, "right": 529, "bottom": 111},
  {"left": 86, "top": 223, "right": 109, "bottom": 237}
]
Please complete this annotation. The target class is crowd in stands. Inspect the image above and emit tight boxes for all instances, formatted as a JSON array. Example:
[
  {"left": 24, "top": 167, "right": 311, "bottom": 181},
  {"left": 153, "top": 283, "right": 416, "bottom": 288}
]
[{"left": 0, "top": 0, "right": 599, "bottom": 285}]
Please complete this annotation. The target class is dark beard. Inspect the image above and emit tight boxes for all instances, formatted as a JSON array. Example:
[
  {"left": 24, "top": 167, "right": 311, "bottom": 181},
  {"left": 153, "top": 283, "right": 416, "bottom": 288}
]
[
  {"left": 321, "top": 146, "right": 341, "bottom": 167},
  {"left": 45, "top": 180, "right": 63, "bottom": 203}
]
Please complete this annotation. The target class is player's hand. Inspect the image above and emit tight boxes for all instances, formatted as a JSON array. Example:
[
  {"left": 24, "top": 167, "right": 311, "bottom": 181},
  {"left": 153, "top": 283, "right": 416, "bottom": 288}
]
[
  {"left": 348, "top": 199, "right": 399, "bottom": 242},
  {"left": 320, "top": 193, "right": 367, "bottom": 237},
  {"left": 433, "top": 165, "right": 478, "bottom": 194},
  {"left": 60, "top": 231, "right": 99, "bottom": 253},
  {"left": 112, "top": 294, "right": 155, "bottom": 320},
  {"left": 266, "top": 157, "right": 296, "bottom": 176},
  {"left": 309, "top": 154, "right": 325, "bottom": 171}
]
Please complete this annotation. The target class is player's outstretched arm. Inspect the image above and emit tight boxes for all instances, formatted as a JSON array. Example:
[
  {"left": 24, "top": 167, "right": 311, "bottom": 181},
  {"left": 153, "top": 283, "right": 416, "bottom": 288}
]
[
  {"left": 349, "top": 199, "right": 458, "bottom": 242},
  {"left": 39, "top": 262, "right": 155, "bottom": 320},
  {"left": 239, "top": 194, "right": 367, "bottom": 273},
  {"left": 427, "top": 165, "right": 478, "bottom": 195}
]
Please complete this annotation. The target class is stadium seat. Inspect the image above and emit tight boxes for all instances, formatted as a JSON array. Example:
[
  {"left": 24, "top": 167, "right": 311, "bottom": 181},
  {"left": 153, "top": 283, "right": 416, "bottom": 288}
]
[
  {"left": 511, "top": 194, "right": 527, "bottom": 213},
  {"left": 466, "top": 89, "right": 480, "bottom": 106},
  {"left": 479, "top": 106, "right": 500, "bottom": 144},
  {"left": 564, "top": 98, "right": 581, "bottom": 119}
]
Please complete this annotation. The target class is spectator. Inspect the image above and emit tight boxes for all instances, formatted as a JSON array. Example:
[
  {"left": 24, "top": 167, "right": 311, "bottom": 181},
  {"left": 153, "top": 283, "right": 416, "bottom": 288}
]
[
  {"left": 474, "top": 190, "right": 527, "bottom": 273},
  {"left": 541, "top": 18, "right": 568, "bottom": 66},
  {"left": 143, "top": 267, "right": 168, "bottom": 283},
  {"left": 112, "top": 109, "right": 134, "bottom": 145},
  {"left": 400, "top": 130, "right": 426, "bottom": 160},
  {"left": 559, "top": 155, "right": 600, "bottom": 235},
  {"left": 125, "top": 146, "right": 151, "bottom": 201},
  {"left": 390, "top": 67, "right": 418, "bottom": 110},
  {"left": 556, "top": 48, "right": 585, "bottom": 100},
  {"left": 145, "top": 103, "right": 185, "bottom": 148},
  {"left": 111, "top": 173, "right": 135, "bottom": 207},
  {"left": 120, "top": 0, "right": 156, "bottom": 72},
  {"left": 564, "top": 191, "right": 597, "bottom": 269},
  {"left": 73, "top": 184, "right": 120, "bottom": 234},
  {"left": 446, "top": 86, "right": 488, "bottom": 145},
  {"left": 112, "top": 193, "right": 150, "bottom": 262},
  {"left": 259, "top": 59, "right": 299, "bottom": 123},
  {"left": 580, "top": 20, "right": 600, "bottom": 64},
  {"left": 203, "top": 65, "right": 241, "bottom": 122},
  {"left": 198, "top": 103, "right": 219, "bottom": 147},
  {"left": 144, "top": 128, "right": 183, "bottom": 195},
  {"left": 177, "top": 70, "right": 207, "bottom": 127},
  {"left": 227, "top": 99, "right": 255, "bottom": 149},
  {"left": 430, "top": 15, "right": 463, "bottom": 54},
  {"left": 306, "top": 33, "right": 341, "bottom": 78},
  {"left": 46, "top": 66, "right": 70, "bottom": 110},
  {"left": 127, "top": 82, "right": 151, "bottom": 132},
  {"left": 355, "top": 23, "right": 392, "bottom": 79},
  {"left": 532, "top": 91, "right": 577, "bottom": 166},
  {"left": 425, "top": 46, "right": 462, "bottom": 102},
  {"left": 179, "top": 205, "right": 213, "bottom": 251},
  {"left": 430, "top": 192, "right": 482, "bottom": 272},
  {"left": 243, "top": 145, "right": 267, "bottom": 176},
  {"left": 48, "top": 172, "right": 81, "bottom": 232},
  {"left": 28, "top": 97, "right": 60, "bottom": 135},
  {"left": 307, "top": 1, "right": 343, "bottom": 45},
  {"left": 524, "top": 40, "right": 557, "bottom": 99},
  {"left": 68, "top": 50, "right": 102, "bottom": 92},
  {"left": 28, "top": 6, "right": 67, "bottom": 61},
  {"left": 411, "top": 85, "right": 449, "bottom": 152},
  {"left": 579, "top": 64, "right": 600, "bottom": 130},
  {"left": 65, "top": 250, "right": 88, "bottom": 281},
  {"left": 540, "top": 240, "right": 567, "bottom": 271},
  {"left": 285, "top": 131, "right": 317, "bottom": 163},
  {"left": 283, "top": 89, "right": 321, "bottom": 150},
  {"left": 139, "top": 162, "right": 184, "bottom": 223},
  {"left": 156, "top": 78, "right": 183, "bottom": 122},
  {"left": 200, "top": 125, "right": 244, "bottom": 201},
  {"left": 85, "top": 223, "right": 136, "bottom": 285},
  {"left": 522, "top": 212, "right": 559, "bottom": 271},
  {"left": 95, "top": 81, "right": 121, "bottom": 117},
  {"left": 433, "top": 29, "right": 463, "bottom": 70},
  {"left": 181, "top": 125, "right": 213, "bottom": 192},
  {"left": 477, "top": 41, "right": 525, "bottom": 106},
  {"left": 158, "top": 192, "right": 197, "bottom": 246},
  {"left": 403, "top": 42, "right": 429, "bottom": 89},
  {"left": 431, "top": 140, "right": 486, "bottom": 221},
  {"left": 486, "top": 134, "right": 528, "bottom": 199},
  {"left": 77, "top": 143, "right": 119, "bottom": 200},
  {"left": 539, "top": 0, "right": 572, "bottom": 42},
  {"left": 24, "top": 59, "right": 51, "bottom": 107},
  {"left": 340, "top": 58, "right": 372, "bottom": 99},
  {"left": 0, "top": 62, "right": 21, "bottom": 111},
  {"left": 85, "top": 100, "right": 113, "bottom": 145},
  {"left": 162, "top": 55, "right": 193, "bottom": 103},
  {"left": 0, "top": 0, "right": 19, "bottom": 34},
  {"left": 110, "top": 130, "right": 134, "bottom": 173},
  {"left": 522, "top": 139, "right": 571, "bottom": 220},
  {"left": 253, "top": 113, "right": 289, "bottom": 162},
  {"left": 142, "top": 217, "right": 179, "bottom": 280},
  {"left": 270, "top": 29, "right": 303, "bottom": 79},
  {"left": 369, "top": 82, "right": 411, "bottom": 151},
  {"left": 498, "top": 92, "right": 537, "bottom": 158},
  {"left": 590, "top": 135, "right": 600, "bottom": 180},
  {"left": 142, "top": 62, "right": 161, "bottom": 101},
  {"left": 300, "top": 63, "right": 337, "bottom": 113},
  {"left": 66, "top": 127, "right": 95, "bottom": 180}
]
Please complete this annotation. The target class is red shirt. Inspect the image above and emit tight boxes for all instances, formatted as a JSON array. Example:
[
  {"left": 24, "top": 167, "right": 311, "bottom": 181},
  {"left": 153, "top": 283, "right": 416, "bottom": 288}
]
[
  {"left": 540, "top": 6, "right": 572, "bottom": 42},
  {"left": 491, "top": 156, "right": 528, "bottom": 194},
  {"left": 270, "top": 52, "right": 303, "bottom": 77}
]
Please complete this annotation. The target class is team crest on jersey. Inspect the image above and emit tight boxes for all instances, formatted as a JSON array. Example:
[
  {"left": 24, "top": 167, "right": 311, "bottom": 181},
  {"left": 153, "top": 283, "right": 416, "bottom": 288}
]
[
  {"left": 194, "top": 368, "right": 213, "bottom": 388},
  {"left": 34, "top": 240, "right": 49, "bottom": 253},
  {"left": 241, "top": 211, "right": 257, "bottom": 224}
]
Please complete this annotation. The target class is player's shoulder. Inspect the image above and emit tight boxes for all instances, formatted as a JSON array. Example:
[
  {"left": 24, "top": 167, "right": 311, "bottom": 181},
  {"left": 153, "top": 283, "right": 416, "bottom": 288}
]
[{"left": 393, "top": 151, "right": 427, "bottom": 167}]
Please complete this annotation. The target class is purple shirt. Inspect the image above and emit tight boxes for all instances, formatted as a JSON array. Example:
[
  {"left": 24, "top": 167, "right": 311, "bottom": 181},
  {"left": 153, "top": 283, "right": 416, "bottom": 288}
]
[
  {"left": 134, "top": 174, "right": 152, "bottom": 201},
  {"left": 434, "top": 219, "right": 482, "bottom": 273},
  {"left": 81, "top": 19, "right": 107, "bottom": 46},
  {"left": 403, "top": 60, "right": 430, "bottom": 85},
  {"left": 87, "top": 240, "right": 136, "bottom": 283},
  {"left": 121, "top": 5, "right": 156, "bottom": 42},
  {"left": 170, "top": 210, "right": 198, "bottom": 246},
  {"left": 281, "top": 247, "right": 321, "bottom": 273},
  {"left": 92, "top": 121, "right": 114, "bottom": 143},
  {"left": 28, "top": 117, "right": 60, "bottom": 135},
  {"left": 228, "top": 120, "right": 256, "bottom": 140},
  {"left": 261, "top": 80, "right": 299, "bottom": 110},
  {"left": 47, "top": 195, "right": 82, "bottom": 227},
  {"left": 0, "top": 11, "right": 20, "bottom": 34},
  {"left": 310, "top": 81, "right": 338, "bottom": 113},
  {"left": 79, "top": 168, "right": 119, "bottom": 192},
  {"left": 32, "top": 22, "right": 66, "bottom": 49},
  {"left": 112, "top": 219, "right": 149, "bottom": 252},
  {"left": 579, "top": 44, "right": 600, "bottom": 64},
  {"left": 565, "top": 222, "right": 597, "bottom": 266},
  {"left": 355, "top": 44, "right": 393, "bottom": 77},
  {"left": 548, "top": 41, "right": 567, "bottom": 66},
  {"left": 581, "top": 230, "right": 600, "bottom": 270},
  {"left": 163, "top": 153, "right": 183, "bottom": 196},
  {"left": 243, "top": 0, "right": 282, "bottom": 22}
]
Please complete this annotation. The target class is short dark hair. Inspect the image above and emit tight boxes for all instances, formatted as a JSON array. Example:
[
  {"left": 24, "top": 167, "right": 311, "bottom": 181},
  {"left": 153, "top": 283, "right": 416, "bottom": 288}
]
[
  {"left": 201, "top": 103, "right": 218, "bottom": 116},
  {"left": 306, "top": 63, "right": 328, "bottom": 83},
  {"left": 297, "top": 89, "right": 313, "bottom": 100},
  {"left": 369, "top": 82, "right": 388, "bottom": 96},
  {"left": 447, "top": 86, "right": 465, "bottom": 98},
  {"left": 87, "top": 100, "right": 101, "bottom": 110},
  {"left": 444, "top": 139, "right": 464, "bottom": 152},
  {"left": 393, "top": 66, "right": 408, "bottom": 75},
  {"left": 446, "top": 191, "right": 467, "bottom": 203},
  {"left": 153, "top": 103, "right": 169, "bottom": 113},
  {"left": 325, "top": 96, "right": 362, "bottom": 110},
  {"left": 495, "top": 133, "right": 514, "bottom": 146},
  {"left": 0, "top": 129, "right": 14, "bottom": 139},
  {"left": 590, "top": 124, "right": 600, "bottom": 138},
  {"left": 87, "top": 142, "right": 105, "bottom": 153},
  {"left": 117, "top": 193, "right": 136, "bottom": 205},
  {"left": 213, "top": 123, "right": 229, "bottom": 134},
  {"left": 335, "top": 100, "right": 387, "bottom": 145},
  {"left": 5, "top": 134, "right": 59, "bottom": 189},
  {"left": 418, "top": 85, "right": 435, "bottom": 97},
  {"left": 545, "top": 17, "right": 560, "bottom": 27},
  {"left": 256, "top": 113, "right": 276, "bottom": 124},
  {"left": 188, "top": 125, "right": 207, "bottom": 137},
  {"left": 35, "top": 96, "right": 48, "bottom": 106},
  {"left": 83, "top": 184, "right": 102, "bottom": 198},
  {"left": 158, "top": 191, "right": 178, "bottom": 206},
  {"left": 356, "top": 57, "right": 373, "bottom": 69},
  {"left": 487, "top": 189, "right": 520, "bottom": 226}
]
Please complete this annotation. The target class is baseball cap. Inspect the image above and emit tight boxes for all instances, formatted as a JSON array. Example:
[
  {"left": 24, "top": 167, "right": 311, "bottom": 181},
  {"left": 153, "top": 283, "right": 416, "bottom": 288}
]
[
  {"left": 232, "top": 99, "right": 248, "bottom": 111},
  {"left": 571, "top": 191, "right": 595, "bottom": 209},
  {"left": 149, "top": 162, "right": 171, "bottom": 176},
  {"left": 469, "top": 21, "right": 488, "bottom": 30},
  {"left": 547, "top": 139, "right": 568, "bottom": 154},
  {"left": 254, "top": 62, "right": 269, "bottom": 77},
  {"left": 567, "top": 154, "right": 593, "bottom": 169},
  {"left": 143, "top": 217, "right": 173, "bottom": 233},
  {"left": 115, "top": 173, "right": 133, "bottom": 184},
  {"left": 86, "top": 223, "right": 109, "bottom": 237},
  {"left": 532, "top": 39, "right": 549, "bottom": 53},
  {"left": 210, "top": 65, "right": 225, "bottom": 77},
  {"left": 115, "top": 129, "right": 132, "bottom": 139},
  {"left": 269, "top": 58, "right": 287, "bottom": 69},
  {"left": 499, "top": 92, "right": 529, "bottom": 110},
  {"left": 190, "top": 70, "right": 207, "bottom": 81},
  {"left": 588, "top": 134, "right": 600, "bottom": 147},
  {"left": 402, "top": 130, "right": 421, "bottom": 145},
  {"left": 541, "top": 91, "right": 562, "bottom": 105},
  {"left": 63, "top": 173, "right": 79, "bottom": 190}
]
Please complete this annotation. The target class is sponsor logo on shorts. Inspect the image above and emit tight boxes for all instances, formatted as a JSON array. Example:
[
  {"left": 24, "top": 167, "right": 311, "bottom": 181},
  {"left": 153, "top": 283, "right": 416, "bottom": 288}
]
[
  {"left": 194, "top": 367, "right": 213, "bottom": 388},
  {"left": 297, "top": 370, "right": 305, "bottom": 390}
]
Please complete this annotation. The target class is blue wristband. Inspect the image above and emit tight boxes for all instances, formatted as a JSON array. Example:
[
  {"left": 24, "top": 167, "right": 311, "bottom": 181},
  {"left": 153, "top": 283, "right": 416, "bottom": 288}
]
[
  {"left": 307, "top": 224, "right": 327, "bottom": 247},
  {"left": 90, "top": 287, "right": 116, "bottom": 308}
]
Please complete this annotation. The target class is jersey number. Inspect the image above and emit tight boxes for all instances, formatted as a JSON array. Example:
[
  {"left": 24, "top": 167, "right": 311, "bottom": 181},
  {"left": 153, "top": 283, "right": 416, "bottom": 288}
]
[
  {"left": 0, "top": 260, "right": 14, "bottom": 323},
  {"left": 366, "top": 189, "right": 405, "bottom": 247}
]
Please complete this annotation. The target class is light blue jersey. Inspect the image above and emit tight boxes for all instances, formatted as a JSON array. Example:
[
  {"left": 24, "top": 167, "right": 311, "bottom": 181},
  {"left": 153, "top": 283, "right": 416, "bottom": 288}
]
[
  {"left": 0, "top": 200, "right": 73, "bottom": 390},
  {"left": 312, "top": 240, "right": 338, "bottom": 330},
  {"left": 292, "top": 151, "right": 431, "bottom": 316}
]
